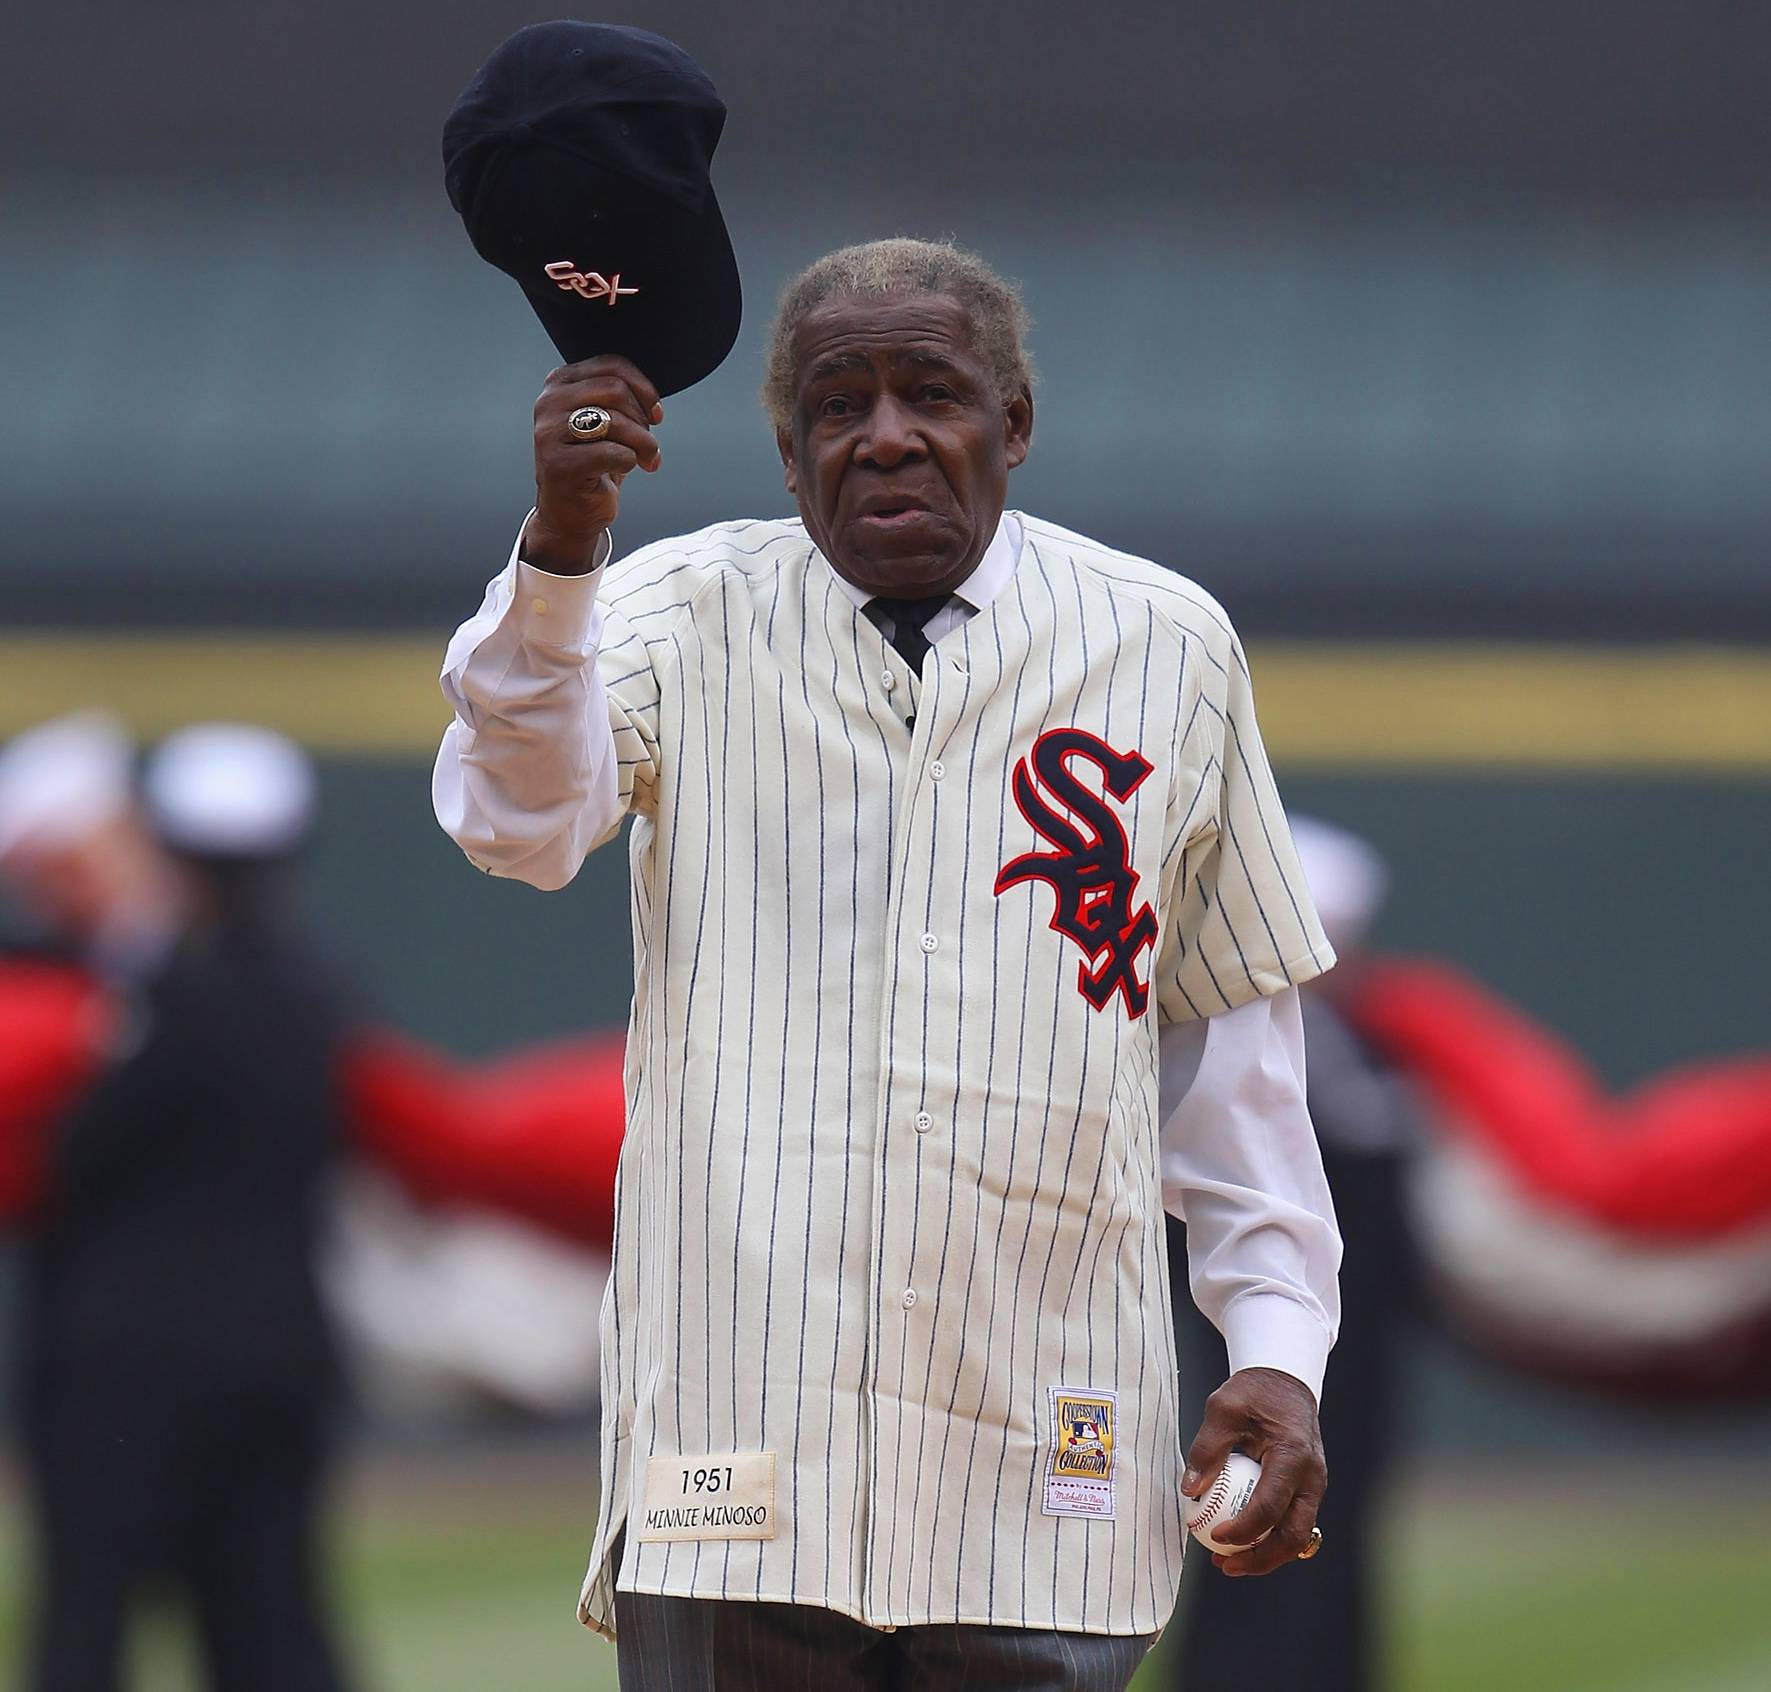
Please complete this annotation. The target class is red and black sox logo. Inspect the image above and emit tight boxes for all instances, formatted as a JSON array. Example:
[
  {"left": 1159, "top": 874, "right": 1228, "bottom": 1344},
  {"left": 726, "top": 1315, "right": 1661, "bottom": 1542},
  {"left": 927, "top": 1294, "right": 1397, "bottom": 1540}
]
[{"left": 993, "top": 728, "right": 1159, "bottom": 1018}]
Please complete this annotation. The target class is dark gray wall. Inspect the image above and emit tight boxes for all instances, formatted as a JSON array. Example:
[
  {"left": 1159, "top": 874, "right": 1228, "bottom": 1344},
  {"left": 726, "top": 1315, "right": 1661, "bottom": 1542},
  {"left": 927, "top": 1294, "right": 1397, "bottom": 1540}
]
[
  {"left": 13, "top": 2, "right": 1770, "bottom": 200},
  {"left": 5, "top": 2, "right": 1769, "bottom": 635}
]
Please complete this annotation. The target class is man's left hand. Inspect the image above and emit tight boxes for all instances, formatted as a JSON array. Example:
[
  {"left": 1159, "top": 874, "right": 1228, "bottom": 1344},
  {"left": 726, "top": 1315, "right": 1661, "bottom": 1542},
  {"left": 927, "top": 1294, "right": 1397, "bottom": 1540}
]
[{"left": 1181, "top": 1366, "right": 1326, "bottom": 1576}]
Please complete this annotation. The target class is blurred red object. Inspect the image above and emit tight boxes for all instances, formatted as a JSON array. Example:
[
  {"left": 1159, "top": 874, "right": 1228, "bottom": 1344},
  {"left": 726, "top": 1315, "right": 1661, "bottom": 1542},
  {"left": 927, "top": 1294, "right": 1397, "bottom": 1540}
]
[
  {"left": 0, "top": 962, "right": 107, "bottom": 1221},
  {"left": 342, "top": 1030, "right": 625, "bottom": 1247},
  {"left": 1352, "top": 958, "right": 1771, "bottom": 1239},
  {"left": 1351, "top": 958, "right": 1771, "bottom": 1400},
  {"left": 0, "top": 959, "right": 625, "bottom": 1243}
]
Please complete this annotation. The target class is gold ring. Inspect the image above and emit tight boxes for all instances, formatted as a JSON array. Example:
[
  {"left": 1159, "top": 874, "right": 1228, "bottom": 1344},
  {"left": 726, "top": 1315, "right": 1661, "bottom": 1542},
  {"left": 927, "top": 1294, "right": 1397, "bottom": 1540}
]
[
  {"left": 567, "top": 406, "right": 612, "bottom": 441},
  {"left": 1296, "top": 1526, "right": 1324, "bottom": 1561}
]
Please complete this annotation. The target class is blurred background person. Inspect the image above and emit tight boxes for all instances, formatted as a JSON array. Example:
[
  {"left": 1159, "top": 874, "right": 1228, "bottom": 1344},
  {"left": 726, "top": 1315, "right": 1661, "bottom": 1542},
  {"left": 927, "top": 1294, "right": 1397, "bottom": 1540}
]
[
  {"left": 1169, "top": 817, "right": 1425, "bottom": 1692},
  {"left": 0, "top": 714, "right": 640, "bottom": 1686},
  {"left": 1169, "top": 813, "right": 1771, "bottom": 1692},
  {"left": 0, "top": 712, "right": 641, "bottom": 1689},
  {"left": 0, "top": 716, "right": 356, "bottom": 1692}
]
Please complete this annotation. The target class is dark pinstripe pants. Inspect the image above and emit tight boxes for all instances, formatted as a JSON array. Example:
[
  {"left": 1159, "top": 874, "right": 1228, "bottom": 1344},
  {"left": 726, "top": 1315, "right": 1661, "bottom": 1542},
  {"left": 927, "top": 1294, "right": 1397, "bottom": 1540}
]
[{"left": 613, "top": 1589, "right": 1154, "bottom": 1691}]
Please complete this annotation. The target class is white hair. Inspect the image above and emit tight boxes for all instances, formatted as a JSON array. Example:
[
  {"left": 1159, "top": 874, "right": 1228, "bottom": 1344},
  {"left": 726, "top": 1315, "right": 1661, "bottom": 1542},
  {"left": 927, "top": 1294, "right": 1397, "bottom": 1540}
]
[{"left": 763, "top": 237, "right": 1033, "bottom": 429}]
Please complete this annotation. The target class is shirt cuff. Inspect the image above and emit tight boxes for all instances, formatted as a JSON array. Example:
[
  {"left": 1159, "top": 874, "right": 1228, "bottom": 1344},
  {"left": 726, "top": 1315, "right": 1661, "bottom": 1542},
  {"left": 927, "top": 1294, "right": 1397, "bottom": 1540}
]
[
  {"left": 512, "top": 525, "right": 613, "bottom": 648},
  {"left": 1221, "top": 1292, "right": 1333, "bottom": 1406}
]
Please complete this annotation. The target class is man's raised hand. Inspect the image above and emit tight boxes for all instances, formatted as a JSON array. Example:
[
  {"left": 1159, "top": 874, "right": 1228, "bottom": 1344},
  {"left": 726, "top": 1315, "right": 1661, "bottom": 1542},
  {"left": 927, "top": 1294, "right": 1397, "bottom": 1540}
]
[{"left": 523, "top": 355, "right": 664, "bottom": 575}]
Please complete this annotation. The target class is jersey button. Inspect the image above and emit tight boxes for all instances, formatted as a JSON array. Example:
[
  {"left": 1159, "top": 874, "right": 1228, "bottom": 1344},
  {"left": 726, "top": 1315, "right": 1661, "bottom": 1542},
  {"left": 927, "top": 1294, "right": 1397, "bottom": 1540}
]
[
  {"left": 530, "top": 597, "right": 550, "bottom": 616},
  {"left": 901, "top": 1288, "right": 917, "bottom": 1309},
  {"left": 929, "top": 759, "right": 946, "bottom": 780},
  {"left": 913, "top": 1111, "right": 933, "bottom": 1133},
  {"left": 919, "top": 932, "right": 938, "bottom": 954},
  {"left": 881, "top": 671, "right": 896, "bottom": 691}
]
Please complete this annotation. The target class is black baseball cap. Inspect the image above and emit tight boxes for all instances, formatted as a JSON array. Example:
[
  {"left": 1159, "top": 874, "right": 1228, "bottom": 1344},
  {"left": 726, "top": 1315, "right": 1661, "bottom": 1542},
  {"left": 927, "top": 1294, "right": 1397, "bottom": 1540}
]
[{"left": 443, "top": 21, "right": 741, "bottom": 397}]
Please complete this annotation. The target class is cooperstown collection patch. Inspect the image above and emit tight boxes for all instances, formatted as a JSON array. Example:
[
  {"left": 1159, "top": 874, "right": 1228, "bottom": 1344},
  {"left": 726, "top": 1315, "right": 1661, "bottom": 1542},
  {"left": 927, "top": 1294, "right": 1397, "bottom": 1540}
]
[{"left": 1043, "top": 1386, "right": 1117, "bottom": 1519}]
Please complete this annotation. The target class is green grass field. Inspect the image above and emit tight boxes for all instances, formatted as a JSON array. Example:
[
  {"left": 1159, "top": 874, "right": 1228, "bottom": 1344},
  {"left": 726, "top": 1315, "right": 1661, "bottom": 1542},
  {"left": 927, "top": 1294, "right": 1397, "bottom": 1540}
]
[{"left": 3, "top": 1447, "right": 1768, "bottom": 1690}]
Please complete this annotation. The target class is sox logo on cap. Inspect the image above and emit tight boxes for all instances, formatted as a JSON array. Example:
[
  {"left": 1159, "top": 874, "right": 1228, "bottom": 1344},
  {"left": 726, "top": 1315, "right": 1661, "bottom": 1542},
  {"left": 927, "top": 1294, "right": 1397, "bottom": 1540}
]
[{"left": 544, "top": 261, "right": 640, "bottom": 305}]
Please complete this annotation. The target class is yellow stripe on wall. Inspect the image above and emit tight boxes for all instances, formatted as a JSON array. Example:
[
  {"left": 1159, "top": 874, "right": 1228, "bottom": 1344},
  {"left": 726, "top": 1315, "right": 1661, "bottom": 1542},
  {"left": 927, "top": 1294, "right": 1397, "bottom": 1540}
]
[
  {"left": 0, "top": 635, "right": 447, "bottom": 758},
  {"left": 1252, "top": 644, "right": 1771, "bottom": 773},
  {"left": 0, "top": 635, "right": 1767, "bottom": 773}
]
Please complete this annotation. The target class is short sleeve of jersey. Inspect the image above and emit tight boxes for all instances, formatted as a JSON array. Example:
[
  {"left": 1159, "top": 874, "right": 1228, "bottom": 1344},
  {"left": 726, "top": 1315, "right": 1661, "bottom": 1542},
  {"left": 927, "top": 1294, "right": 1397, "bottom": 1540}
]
[{"left": 1155, "top": 631, "right": 1335, "bottom": 1022}]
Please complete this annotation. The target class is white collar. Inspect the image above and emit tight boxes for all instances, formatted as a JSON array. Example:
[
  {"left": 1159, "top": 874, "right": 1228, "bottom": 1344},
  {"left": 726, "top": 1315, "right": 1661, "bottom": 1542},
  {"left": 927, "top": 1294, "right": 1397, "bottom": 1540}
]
[{"left": 824, "top": 511, "right": 1022, "bottom": 612}]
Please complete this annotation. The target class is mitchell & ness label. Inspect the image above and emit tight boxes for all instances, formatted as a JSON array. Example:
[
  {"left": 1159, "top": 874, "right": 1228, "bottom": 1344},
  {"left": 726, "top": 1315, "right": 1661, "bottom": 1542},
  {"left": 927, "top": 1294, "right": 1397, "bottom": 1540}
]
[
  {"left": 637, "top": 1452, "right": 777, "bottom": 1542},
  {"left": 1043, "top": 1386, "right": 1117, "bottom": 1519}
]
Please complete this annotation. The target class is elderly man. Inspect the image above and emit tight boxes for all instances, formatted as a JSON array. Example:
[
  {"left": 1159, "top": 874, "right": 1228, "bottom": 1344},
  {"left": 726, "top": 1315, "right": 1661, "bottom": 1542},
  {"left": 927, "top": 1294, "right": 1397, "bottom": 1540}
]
[{"left": 434, "top": 237, "right": 1341, "bottom": 1690}]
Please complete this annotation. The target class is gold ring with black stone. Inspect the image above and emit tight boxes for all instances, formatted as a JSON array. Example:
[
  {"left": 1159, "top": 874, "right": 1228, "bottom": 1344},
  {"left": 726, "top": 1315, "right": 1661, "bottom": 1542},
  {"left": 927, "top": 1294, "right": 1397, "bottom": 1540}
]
[{"left": 567, "top": 406, "right": 613, "bottom": 441}]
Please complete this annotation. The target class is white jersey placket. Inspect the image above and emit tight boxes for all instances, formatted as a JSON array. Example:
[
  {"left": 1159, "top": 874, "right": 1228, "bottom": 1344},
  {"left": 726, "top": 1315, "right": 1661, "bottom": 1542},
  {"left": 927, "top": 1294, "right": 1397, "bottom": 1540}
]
[{"left": 860, "top": 617, "right": 958, "bottom": 1628}]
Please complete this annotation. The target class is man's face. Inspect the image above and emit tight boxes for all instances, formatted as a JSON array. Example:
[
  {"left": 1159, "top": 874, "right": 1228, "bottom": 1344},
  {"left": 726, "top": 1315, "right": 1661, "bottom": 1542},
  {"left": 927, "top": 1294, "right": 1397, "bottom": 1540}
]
[{"left": 778, "top": 292, "right": 1033, "bottom": 598}]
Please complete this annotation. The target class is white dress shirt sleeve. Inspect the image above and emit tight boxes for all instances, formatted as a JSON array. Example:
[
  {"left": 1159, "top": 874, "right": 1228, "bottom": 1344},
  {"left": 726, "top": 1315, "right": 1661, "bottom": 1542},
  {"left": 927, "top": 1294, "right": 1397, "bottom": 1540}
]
[
  {"left": 432, "top": 519, "right": 631, "bottom": 891},
  {"left": 1159, "top": 985, "right": 1343, "bottom": 1403}
]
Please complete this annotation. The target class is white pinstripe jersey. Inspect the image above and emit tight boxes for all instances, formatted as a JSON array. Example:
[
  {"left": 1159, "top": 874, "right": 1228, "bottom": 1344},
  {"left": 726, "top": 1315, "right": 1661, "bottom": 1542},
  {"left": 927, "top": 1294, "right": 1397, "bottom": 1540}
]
[{"left": 452, "top": 511, "right": 1333, "bottom": 1638}]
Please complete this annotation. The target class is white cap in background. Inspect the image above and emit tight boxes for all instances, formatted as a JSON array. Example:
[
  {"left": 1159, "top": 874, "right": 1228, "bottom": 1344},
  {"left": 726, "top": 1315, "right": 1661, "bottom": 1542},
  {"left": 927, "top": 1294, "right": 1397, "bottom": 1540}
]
[
  {"left": 0, "top": 710, "right": 134, "bottom": 860},
  {"left": 144, "top": 723, "right": 317, "bottom": 858},
  {"left": 1288, "top": 814, "right": 1390, "bottom": 959}
]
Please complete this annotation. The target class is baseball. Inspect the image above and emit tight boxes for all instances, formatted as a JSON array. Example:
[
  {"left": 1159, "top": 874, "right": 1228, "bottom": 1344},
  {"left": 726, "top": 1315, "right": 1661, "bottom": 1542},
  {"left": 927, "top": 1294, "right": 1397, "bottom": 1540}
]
[{"left": 1185, "top": 1451, "right": 1271, "bottom": 1554}]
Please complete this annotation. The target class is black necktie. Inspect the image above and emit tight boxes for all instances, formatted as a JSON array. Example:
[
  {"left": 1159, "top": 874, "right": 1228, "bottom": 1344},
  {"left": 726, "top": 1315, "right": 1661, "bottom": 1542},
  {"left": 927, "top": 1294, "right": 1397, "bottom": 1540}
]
[{"left": 869, "top": 594, "right": 950, "bottom": 675}]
